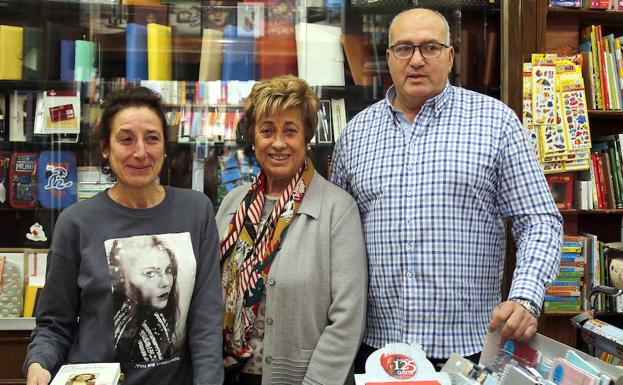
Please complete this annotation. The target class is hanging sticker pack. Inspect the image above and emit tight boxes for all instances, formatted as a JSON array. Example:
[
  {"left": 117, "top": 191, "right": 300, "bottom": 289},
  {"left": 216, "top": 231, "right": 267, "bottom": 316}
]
[{"left": 522, "top": 54, "right": 592, "bottom": 174}]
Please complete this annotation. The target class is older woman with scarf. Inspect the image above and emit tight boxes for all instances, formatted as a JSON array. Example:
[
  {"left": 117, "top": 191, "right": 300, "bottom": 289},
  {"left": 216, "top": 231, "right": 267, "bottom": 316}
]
[{"left": 216, "top": 75, "right": 367, "bottom": 385}]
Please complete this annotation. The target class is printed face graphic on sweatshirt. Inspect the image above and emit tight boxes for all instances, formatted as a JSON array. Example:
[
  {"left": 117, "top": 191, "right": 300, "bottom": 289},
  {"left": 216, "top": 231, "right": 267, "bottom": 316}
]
[{"left": 105, "top": 233, "right": 197, "bottom": 366}]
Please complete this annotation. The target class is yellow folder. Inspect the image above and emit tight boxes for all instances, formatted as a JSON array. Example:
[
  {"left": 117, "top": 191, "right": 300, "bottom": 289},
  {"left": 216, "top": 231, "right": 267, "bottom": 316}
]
[
  {"left": 199, "top": 29, "right": 224, "bottom": 81},
  {"left": 147, "top": 23, "right": 172, "bottom": 81},
  {"left": 0, "top": 25, "right": 24, "bottom": 80}
]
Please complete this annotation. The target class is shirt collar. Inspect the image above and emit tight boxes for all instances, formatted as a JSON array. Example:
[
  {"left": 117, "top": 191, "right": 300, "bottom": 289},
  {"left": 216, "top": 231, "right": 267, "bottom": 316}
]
[{"left": 384, "top": 82, "right": 453, "bottom": 120}]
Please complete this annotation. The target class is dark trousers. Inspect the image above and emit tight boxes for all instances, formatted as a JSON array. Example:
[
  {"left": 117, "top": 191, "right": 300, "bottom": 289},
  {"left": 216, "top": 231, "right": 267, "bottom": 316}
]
[
  {"left": 223, "top": 372, "right": 262, "bottom": 385},
  {"left": 354, "top": 343, "right": 482, "bottom": 373}
]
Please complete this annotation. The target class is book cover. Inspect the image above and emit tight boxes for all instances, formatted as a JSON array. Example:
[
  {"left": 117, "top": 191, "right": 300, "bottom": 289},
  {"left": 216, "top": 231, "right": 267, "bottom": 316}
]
[
  {"left": 50, "top": 362, "right": 121, "bottom": 385},
  {"left": 130, "top": 4, "right": 168, "bottom": 25},
  {"left": 60, "top": 40, "right": 75, "bottom": 81},
  {"left": 126, "top": 23, "right": 148, "bottom": 81},
  {"left": 236, "top": 2, "right": 263, "bottom": 38},
  {"left": 202, "top": 0, "right": 236, "bottom": 31},
  {"left": 0, "top": 25, "right": 24, "bottom": 80},
  {"left": 22, "top": 27, "right": 43, "bottom": 81},
  {"left": 147, "top": 23, "right": 172, "bottom": 80},
  {"left": 168, "top": 3, "right": 201, "bottom": 36},
  {"left": 198, "top": 28, "right": 223, "bottom": 81},
  {"left": 546, "top": 174, "right": 573, "bottom": 209}
]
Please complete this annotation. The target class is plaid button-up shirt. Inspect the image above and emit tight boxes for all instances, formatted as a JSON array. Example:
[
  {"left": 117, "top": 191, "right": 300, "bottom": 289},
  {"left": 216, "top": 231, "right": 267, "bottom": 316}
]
[{"left": 331, "top": 83, "right": 562, "bottom": 358}]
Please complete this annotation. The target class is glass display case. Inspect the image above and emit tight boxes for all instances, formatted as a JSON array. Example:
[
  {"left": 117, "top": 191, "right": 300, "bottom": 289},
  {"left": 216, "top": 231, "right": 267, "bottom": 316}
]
[{"left": 0, "top": 0, "right": 499, "bottom": 380}]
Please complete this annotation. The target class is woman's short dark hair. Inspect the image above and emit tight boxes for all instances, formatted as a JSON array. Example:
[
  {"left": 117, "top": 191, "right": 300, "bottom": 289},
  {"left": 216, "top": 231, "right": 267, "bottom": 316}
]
[{"left": 98, "top": 86, "right": 168, "bottom": 179}]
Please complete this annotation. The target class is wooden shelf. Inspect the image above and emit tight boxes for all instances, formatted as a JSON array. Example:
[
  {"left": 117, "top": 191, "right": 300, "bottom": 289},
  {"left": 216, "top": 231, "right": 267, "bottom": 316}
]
[
  {"left": 547, "top": 7, "right": 623, "bottom": 25},
  {"left": 560, "top": 209, "right": 623, "bottom": 215},
  {"left": 588, "top": 110, "right": 623, "bottom": 119}
]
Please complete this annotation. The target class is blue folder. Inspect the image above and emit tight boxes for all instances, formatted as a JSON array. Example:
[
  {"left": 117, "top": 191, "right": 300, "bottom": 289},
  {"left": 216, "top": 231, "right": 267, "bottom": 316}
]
[
  {"left": 222, "top": 25, "right": 256, "bottom": 81},
  {"left": 126, "top": 23, "right": 148, "bottom": 82},
  {"left": 60, "top": 40, "right": 75, "bottom": 81}
]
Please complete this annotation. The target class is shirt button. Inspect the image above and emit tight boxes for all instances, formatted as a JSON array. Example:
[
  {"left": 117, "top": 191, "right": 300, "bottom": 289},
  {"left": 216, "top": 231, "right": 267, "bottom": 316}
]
[
  {"left": 406, "top": 272, "right": 413, "bottom": 278},
  {"left": 405, "top": 216, "right": 411, "bottom": 223},
  {"left": 265, "top": 356, "right": 273, "bottom": 364},
  {"left": 267, "top": 278, "right": 275, "bottom": 286},
  {"left": 406, "top": 190, "right": 412, "bottom": 196},
  {"left": 266, "top": 317, "right": 273, "bottom": 325},
  {"left": 407, "top": 165, "right": 413, "bottom": 170}
]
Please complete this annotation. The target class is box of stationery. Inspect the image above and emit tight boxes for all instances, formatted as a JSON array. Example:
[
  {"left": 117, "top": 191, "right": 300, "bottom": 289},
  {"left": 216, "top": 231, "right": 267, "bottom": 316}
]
[{"left": 478, "top": 330, "right": 623, "bottom": 385}]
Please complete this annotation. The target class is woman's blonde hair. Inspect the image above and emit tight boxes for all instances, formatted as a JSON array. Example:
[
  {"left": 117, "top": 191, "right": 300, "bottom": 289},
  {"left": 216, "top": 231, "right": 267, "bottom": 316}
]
[{"left": 243, "top": 75, "right": 319, "bottom": 144}]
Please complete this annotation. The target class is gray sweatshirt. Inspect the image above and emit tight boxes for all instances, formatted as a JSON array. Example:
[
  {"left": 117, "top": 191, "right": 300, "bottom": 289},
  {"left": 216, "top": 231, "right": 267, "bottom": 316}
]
[{"left": 24, "top": 186, "right": 224, "bottom": 385}]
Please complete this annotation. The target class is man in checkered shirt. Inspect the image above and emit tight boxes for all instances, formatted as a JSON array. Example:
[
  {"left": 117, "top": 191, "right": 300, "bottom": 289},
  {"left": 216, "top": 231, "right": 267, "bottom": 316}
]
[{"left": 331, "top": 8, "right": 562, "bottom": 371}]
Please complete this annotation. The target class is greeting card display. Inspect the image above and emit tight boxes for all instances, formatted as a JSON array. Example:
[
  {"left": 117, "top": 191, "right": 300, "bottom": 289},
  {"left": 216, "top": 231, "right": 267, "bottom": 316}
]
[
  {"left": 354, "top": 343, "right": 450, "bottom": 385},
  {"left": 35, "top": 91, "right": 81, "bottom": 134}
]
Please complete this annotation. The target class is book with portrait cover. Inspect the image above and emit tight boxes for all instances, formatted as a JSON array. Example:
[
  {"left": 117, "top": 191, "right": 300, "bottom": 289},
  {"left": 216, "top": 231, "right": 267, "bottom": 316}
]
[{"left": 50, "top": 362, "right": 121, "bottom": 385}]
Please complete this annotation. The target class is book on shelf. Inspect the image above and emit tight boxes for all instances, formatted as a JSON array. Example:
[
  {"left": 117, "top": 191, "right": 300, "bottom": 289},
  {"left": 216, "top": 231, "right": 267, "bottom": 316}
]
[
  {"left": 546, "top": 174, "right": 573, "bottom": 209},
  {"left": 168, "top": 2, "right": 201, "bottom": 36},
  {"left": 23, "top": 275, "right": 44, "bottom": 318},
  {"left": 50, "top": 362, "right": 121, "bottom": 385}
]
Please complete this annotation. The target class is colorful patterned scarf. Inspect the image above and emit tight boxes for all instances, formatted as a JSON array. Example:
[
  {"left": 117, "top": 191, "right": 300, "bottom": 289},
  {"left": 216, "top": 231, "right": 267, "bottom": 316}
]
[{"left": 220, "top": 158, "right": 314, "bottom": 366}]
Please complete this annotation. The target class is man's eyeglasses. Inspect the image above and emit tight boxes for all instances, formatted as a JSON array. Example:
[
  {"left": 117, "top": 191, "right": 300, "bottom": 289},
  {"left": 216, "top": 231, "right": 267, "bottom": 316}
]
[{"left": 388, "top": 42, "right": 450, "bottom": 60}]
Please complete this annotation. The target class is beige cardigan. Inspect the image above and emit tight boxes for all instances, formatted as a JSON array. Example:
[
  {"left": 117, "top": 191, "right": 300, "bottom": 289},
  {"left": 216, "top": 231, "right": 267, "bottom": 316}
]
[{"left": 216, "top": 171, "right": 367, "bottom": 385}]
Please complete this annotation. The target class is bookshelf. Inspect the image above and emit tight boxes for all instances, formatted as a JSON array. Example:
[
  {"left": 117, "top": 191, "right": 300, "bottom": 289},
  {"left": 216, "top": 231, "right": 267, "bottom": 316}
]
[{"left": 511, "top": 0, "right": 623, "bottom": 349}]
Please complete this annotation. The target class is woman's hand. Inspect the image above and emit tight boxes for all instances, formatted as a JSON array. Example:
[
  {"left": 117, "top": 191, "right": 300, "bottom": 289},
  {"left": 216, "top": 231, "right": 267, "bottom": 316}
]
[{"left": 26, "top": 362, "right": 51, "bottom": 385}]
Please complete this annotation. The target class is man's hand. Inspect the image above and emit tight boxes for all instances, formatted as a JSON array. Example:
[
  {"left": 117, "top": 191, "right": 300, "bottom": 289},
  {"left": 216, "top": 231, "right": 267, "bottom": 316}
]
[
  {"left": 488, "top": 300, "right": 538, "bottom": 341},
  {"left": 26, "top": 362, "right": 51, "bottom": 385}
]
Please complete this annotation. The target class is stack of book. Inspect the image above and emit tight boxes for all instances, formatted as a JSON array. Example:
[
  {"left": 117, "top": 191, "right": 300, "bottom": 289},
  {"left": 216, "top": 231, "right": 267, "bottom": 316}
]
[
  {"left": 544, "top": 235, "right": 586, "bottom": 313},
  {"left": 77, "top": 166, "right": 114, "bottom": 201}
]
